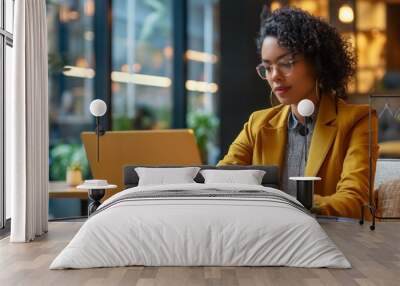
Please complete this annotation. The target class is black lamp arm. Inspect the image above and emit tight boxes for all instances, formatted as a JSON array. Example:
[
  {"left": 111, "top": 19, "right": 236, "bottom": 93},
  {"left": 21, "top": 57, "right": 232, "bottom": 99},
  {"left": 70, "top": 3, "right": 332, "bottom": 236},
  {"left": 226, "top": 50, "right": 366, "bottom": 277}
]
[
  {"left": 304, "top": 116, "right": 311, "bottom": 163},
  {"left": 95, "top": 117, "right": 106, "bottom": 136}
]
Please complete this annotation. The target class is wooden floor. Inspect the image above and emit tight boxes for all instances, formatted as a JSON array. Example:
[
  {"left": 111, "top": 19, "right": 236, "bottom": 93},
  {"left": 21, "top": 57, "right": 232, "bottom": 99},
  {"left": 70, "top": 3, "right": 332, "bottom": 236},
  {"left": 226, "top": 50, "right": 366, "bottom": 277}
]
[{"left": 0, "top": 221, "right": 399, "bottom": 286}]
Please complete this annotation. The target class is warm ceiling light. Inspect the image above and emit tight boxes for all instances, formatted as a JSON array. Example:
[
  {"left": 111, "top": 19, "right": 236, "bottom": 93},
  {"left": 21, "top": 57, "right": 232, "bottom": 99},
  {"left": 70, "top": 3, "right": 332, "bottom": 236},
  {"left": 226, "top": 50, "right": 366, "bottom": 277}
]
[
  {"left": 339, "top": 5, "right": 354, "bottom": 23},
  {"left": 59, "top": 6, "right": 69, "bottom": 23},
  {"left": 186, "top": 50, "right": 218, "bottom": 64},
  {"left": 111, "top": 71, "right": 172, "bottom": 88},
  {"left": 133, "top": 63, "right": 142, "bottom": 72},
  {"left": 76, "top": 58, "right": 89, "bottom": 68},
  {"left": 84, "top": 0, "right": 95, "bottom": 17},
  {"left": 112, "top": 82, "right": 121, "bottom": 93},
  {"left": 110, "top": 71, "right": 218, "bottom": 93},
  {"left": 163, "top": 46, "right": 173, "bottom": 59},
  {"left": 299, "top": 1, "right": 317, "bottom": 14},
  {"left": 271, "top": 1, "right": 282, "bottom": 12},
  {"left": 68, "top": 11, "right": 80, "bottom": 21},
  {"left": 185, "top": 80, "right": 218, "bottom": 93},
  {"left": 63, "top": 66, "right": 95, "bottom": 79},
  {"left": 121, "top": 64, "right": 129, "bottom": 73}
]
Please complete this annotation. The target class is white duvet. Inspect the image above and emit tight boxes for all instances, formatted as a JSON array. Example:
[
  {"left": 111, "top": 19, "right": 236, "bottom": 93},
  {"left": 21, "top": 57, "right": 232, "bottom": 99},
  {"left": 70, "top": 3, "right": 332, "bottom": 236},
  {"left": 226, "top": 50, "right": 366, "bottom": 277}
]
[{"left": 50, "top": 183, "right": 351, "bottom": 269}]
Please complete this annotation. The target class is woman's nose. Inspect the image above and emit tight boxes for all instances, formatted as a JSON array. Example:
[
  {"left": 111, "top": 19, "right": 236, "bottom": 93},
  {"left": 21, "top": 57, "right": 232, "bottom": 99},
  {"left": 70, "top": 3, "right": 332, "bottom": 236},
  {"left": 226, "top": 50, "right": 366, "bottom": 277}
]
[
  {"left": 270, "top": 66, "right": 283, "bottom": 82},
  {"left": 271, "top": 66, "right": 280, "bottom": 80}
]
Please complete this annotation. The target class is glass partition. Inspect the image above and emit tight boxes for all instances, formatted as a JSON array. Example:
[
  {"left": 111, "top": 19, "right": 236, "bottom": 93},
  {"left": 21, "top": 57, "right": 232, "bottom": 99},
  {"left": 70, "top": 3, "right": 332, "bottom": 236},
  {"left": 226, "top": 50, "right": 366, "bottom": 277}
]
[
  {"left": 187, "top": 0, "right": 220, "bottom": 164},
  {"left": 112, "top": 0, "right": 173, "bottom": 131},
  {"left": 47, "top": 1, "right": 94, "bottom": 219}
]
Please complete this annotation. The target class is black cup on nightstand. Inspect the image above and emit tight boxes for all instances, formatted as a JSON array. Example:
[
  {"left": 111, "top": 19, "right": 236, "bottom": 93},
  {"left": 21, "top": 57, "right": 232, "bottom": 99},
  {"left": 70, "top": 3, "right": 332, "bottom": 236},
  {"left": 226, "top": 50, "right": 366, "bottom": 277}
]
[{"left": 289, "top": 177, "right": 321, "bottom": 210}]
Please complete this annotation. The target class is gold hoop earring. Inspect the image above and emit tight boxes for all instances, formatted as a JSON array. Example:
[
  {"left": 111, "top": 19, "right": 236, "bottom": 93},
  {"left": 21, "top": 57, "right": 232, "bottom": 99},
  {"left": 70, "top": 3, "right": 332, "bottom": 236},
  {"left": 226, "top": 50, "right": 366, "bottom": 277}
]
[
  {"left": 315, "top": 79, "right": 321, "bottom": 102},
  {"left": 269, "top": 90, "right": 276, "bottom": 107}
]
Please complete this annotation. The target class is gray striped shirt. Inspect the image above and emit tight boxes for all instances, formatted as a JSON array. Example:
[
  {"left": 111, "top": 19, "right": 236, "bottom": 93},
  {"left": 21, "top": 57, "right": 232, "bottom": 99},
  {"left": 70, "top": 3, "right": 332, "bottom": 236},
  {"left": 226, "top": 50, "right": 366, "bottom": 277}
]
[{"left": 281, "top": 111, "right": 316, "bottom": 197}]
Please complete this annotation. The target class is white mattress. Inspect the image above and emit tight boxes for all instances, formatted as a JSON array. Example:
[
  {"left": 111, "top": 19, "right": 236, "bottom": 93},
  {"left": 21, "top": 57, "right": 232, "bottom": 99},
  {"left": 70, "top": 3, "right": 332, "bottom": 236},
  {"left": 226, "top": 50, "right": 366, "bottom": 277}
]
[{"left": 50, "top": 183, "right": 351, "bottom": 269}]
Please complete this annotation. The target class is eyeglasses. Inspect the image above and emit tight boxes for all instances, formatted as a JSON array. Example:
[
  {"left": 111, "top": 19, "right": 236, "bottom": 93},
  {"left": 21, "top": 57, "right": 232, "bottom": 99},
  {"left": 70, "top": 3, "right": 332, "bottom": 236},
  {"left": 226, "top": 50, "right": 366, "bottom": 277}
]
[{"left": 256, "top": 56, "right": 302, "bottom": 80}]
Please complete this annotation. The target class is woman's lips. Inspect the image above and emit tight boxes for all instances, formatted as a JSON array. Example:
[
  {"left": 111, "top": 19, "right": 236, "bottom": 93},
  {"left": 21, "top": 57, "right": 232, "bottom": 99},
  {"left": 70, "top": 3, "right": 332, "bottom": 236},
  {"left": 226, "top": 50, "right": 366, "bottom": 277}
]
[{"left": 274, "top": 87, "right": 291, "bottom": 96}]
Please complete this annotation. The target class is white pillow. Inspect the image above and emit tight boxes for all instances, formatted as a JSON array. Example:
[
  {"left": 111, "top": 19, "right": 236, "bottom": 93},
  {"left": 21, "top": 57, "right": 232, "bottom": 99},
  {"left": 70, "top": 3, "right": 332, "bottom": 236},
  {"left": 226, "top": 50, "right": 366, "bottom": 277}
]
[
  {"left": 135, "top": 167, "right": 201, "bottom": 186},
  {"left": 200, "top": 169, "right": 266, "bottom": 185}
]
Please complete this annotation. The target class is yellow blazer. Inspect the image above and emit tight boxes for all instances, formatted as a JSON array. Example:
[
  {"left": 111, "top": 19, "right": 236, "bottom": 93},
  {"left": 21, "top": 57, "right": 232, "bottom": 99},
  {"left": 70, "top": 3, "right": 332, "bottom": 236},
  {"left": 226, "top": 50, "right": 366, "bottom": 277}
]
[{"left": 218, "top": 94, "right": 379, "bottom": 219}]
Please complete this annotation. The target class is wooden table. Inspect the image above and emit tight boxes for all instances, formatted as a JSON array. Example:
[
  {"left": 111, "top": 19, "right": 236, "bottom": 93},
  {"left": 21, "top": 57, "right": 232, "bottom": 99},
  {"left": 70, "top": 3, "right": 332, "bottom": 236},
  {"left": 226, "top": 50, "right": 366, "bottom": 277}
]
[
  {"left": 49, "top": 181, "right": 89, "bottom": 200},
  {"left": 49, "top": 181, "right": 117, "bottom": 201}
]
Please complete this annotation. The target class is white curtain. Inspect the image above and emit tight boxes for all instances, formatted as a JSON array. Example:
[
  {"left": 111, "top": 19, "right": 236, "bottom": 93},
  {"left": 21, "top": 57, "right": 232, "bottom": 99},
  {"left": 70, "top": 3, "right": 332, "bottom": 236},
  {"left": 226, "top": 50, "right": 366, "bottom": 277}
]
[{"left": 8, "top": 0, "right": 49, "bottom": 242}]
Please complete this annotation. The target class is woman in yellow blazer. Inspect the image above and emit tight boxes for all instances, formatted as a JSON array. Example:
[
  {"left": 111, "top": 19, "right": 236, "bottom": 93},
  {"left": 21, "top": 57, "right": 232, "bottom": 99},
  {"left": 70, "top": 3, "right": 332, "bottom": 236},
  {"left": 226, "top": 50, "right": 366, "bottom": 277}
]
[{"left": 218, "top": 7, "right": 379, "bottom": 219}]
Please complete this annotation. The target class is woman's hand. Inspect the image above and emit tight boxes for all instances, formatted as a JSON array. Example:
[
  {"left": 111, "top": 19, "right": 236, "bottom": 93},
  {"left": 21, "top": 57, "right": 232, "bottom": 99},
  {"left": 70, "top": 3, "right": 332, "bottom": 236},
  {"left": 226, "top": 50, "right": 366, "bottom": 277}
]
[{"left": 310, "top": 202, "right": 322, "bottom": 214}]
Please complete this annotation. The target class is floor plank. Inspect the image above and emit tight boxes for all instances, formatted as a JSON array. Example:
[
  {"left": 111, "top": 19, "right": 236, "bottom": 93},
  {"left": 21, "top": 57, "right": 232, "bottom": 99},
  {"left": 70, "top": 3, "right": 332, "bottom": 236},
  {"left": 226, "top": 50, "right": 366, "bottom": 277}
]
[{"left": 0, "top": 221, "right": 399, "bottom": 286}]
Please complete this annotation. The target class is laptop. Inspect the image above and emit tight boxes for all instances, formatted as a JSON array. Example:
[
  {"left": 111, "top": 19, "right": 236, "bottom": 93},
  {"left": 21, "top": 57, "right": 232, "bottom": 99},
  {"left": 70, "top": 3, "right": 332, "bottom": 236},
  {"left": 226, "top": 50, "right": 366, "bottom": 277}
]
[{"left": 81, "top": 129, "right": 202, "bottom": 197}]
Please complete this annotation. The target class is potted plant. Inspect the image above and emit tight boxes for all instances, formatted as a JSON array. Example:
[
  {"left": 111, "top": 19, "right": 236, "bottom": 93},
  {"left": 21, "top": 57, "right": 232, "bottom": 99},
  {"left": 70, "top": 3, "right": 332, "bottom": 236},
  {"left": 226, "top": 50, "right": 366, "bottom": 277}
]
[
  {"left": 187, "top": 112, "right": 219, "bottom": 164},
  {"left": 66, "top": 163, "right": 83, "bottom": 186},
  {"left": 50, "top": 143, "right": 90, "bottom": 182}
]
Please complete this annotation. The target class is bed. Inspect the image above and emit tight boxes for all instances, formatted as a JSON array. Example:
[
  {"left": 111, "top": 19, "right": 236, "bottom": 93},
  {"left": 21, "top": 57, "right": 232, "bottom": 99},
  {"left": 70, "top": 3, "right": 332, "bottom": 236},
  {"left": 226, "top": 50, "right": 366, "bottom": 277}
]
[{"left": 50, "top": 165, "right": 350, "bottom": 269}]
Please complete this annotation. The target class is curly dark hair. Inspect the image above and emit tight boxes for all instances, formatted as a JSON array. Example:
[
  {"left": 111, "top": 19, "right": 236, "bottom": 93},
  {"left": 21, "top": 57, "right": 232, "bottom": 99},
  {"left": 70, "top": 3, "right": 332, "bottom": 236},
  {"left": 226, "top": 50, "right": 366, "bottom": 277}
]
[{"left": 257, "top": 6, "right": 356, "bottom": 99}]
